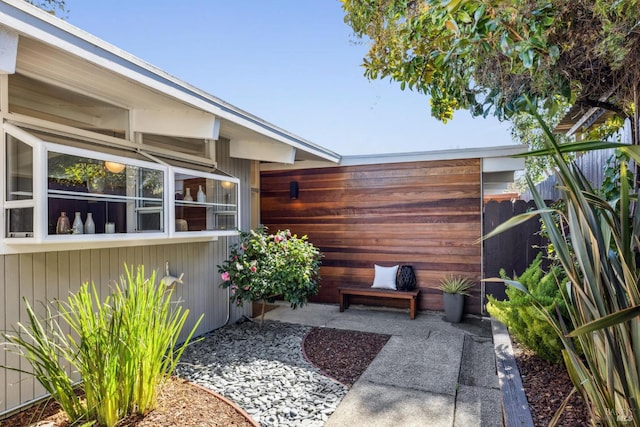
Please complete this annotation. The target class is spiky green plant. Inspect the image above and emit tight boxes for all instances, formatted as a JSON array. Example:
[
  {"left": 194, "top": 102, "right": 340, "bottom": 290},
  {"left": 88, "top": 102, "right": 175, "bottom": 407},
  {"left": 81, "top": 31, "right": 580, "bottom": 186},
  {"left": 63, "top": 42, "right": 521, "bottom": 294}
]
[
  {"left": 2, "top": 265, "right": 202, "bottom": 427},
  {"left": 437, "top": 276, "right": 473, "bottom": 296},
  {"left": 487, "top": 106, "right": 640, "bottom": 425},
  {"left": 1, "top": 300, "right": 85, "bottom": 421}
]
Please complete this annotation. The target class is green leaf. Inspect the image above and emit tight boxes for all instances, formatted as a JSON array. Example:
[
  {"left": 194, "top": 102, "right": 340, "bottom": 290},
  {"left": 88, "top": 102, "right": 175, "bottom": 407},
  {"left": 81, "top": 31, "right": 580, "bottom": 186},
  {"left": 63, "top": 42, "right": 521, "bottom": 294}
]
[
  {"left": 567, "top": 305, "right": 640, "bottom": 337},
  {"left": 481, "top": 208, "right": 555, "bottom": 241}
]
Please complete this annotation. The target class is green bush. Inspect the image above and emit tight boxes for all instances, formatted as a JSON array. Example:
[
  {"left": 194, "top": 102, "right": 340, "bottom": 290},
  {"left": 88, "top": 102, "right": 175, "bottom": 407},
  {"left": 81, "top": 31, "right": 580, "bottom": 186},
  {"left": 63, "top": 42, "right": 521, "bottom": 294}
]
[
  {"left": 2, "top": 265, "right": 201, "bottom": 427},
  {"left": 487, "top": 253, "right": 570, "bottom": 363},
  {"left": 218, "top": 227, "right": 322, "bottom": 324}
]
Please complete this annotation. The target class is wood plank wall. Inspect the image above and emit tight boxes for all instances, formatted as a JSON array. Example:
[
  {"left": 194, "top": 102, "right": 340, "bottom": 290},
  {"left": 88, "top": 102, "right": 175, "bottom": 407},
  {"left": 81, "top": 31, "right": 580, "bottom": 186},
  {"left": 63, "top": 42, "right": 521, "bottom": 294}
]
[{"left": 260, "top": 159, "right": 482, "bottom": 314}]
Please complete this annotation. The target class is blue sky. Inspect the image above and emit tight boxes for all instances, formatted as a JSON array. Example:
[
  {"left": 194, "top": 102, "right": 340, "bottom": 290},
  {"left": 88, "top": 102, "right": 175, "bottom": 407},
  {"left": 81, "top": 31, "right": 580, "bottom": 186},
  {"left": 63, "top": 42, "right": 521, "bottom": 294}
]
[{"left": 62, "top": 0, "right": 514, "bottom": 156}]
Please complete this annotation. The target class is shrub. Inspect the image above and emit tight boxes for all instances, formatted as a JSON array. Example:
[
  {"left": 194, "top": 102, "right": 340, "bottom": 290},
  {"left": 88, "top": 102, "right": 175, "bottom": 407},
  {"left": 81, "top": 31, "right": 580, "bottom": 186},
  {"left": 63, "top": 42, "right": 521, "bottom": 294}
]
[
  {"left": 2, "top": 265, "right": 201, "bottom": 427},
  {"left": 487, "top": 107, "right": 640, "bottom": 424},
  {"left": 218, "top": 227, "right": 322, "bottom": 324},
  {"left": 487, "top": 253, "right": 570, "bottom": 363}
]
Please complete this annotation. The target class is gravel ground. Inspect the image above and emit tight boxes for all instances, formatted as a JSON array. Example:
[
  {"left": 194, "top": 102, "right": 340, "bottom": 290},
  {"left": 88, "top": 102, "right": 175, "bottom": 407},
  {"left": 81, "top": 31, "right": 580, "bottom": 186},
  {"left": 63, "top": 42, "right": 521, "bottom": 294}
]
[
  {"left": 2, "top": 317, "right": 590, "bottom": 427},
  {"left": 176, "top": 320, "right": 349, "bottom": 427},
  {"left": 0, "top": 320, "right": 390, "bottom": 427}
]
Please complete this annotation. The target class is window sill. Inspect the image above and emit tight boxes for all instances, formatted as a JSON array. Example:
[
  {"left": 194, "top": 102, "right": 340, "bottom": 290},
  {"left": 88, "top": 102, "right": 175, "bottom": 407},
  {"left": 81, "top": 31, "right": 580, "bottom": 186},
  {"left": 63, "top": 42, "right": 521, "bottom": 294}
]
[{"left": 1, "top": 230, "right": 239, "bottom": 254}]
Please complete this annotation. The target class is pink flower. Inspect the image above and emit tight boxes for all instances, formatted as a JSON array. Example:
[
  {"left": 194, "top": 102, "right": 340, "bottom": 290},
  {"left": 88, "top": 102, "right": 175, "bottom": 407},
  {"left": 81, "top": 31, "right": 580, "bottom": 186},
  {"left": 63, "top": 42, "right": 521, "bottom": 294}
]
[
  {"left": 250, "top": 266, "right": 257, "bottom": 273},
  {"left": 221, "top": 271, "right": 230, "bottom": 281},
  {"left": 241, "top": 245, "right": 247, "bottom": 251},
  {"left": 274, "top": 235, "right": 283, "bottom": 243},
  {"left": 244, "top": 286, "right": 250, "bottom": 291}
]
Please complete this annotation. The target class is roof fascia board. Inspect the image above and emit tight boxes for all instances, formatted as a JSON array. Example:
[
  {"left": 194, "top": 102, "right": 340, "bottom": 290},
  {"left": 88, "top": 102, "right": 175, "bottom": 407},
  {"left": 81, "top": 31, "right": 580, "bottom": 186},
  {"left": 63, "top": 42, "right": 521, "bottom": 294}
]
[
  {"left": 0, "top": 0, "right": 340, "bottom": 163},
  {"left": 339, "top": 144, "right": 527, "bottom": 166},
  {"left": 261, "top": 145, "right": 527, "bottom": 171}
]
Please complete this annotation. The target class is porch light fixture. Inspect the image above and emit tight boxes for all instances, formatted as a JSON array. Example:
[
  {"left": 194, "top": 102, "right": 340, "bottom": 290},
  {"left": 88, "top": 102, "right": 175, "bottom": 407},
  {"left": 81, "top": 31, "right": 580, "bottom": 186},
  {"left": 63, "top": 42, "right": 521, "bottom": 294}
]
[
  {"left": 290, "top": 181, "right": 299, "bottom": 200},
  {"left": 104, "top": 161, "right": 125, "bottom": 173}
]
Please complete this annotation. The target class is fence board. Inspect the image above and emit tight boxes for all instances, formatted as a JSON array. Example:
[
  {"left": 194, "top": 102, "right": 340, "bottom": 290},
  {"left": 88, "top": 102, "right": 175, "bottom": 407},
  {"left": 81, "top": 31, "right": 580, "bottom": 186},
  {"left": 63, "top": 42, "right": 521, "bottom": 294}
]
[{"left": 483, "top": 200, "right": 549, "bottom": 302}]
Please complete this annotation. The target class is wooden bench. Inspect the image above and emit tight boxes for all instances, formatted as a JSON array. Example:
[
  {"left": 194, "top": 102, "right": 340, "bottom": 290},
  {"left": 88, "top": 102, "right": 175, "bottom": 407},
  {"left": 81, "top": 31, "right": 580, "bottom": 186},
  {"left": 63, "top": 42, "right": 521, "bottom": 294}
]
[{"left": 338, "top": 287, "right": 421, "bottom": 319}]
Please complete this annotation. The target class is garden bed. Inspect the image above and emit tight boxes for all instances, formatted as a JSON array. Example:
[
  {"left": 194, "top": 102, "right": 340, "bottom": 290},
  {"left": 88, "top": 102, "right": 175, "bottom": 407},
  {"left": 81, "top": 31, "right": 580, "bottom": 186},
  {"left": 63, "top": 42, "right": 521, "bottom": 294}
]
[{"left": 513, "top": 341, "right": 589, "bottom": 426}]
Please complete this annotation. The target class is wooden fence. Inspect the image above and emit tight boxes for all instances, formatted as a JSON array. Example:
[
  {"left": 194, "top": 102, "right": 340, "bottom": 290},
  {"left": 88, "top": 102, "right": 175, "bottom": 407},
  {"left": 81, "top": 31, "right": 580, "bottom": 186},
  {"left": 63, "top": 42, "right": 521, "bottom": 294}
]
[
  {"left": 520, "top": 148, "right": 615, "bottom": 201},
  {"left": 483, "top": 200, "right": 550, "bottom": 302}
]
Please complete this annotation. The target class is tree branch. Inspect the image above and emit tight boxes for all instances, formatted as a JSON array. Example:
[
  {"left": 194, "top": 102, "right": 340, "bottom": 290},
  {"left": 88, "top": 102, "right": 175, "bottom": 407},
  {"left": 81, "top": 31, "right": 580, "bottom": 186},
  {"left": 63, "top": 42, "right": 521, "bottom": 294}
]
[{"left": 578, "top": 99, "right": 629, "bottom": 119}]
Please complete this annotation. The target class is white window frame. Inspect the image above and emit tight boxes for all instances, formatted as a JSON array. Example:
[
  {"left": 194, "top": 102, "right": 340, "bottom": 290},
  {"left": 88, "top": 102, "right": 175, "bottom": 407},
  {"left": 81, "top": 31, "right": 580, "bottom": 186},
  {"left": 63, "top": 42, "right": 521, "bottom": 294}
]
[
  {"left": 2, "top": 124, "right": 240, "bottom": 252},
  {"left": 169, "top": 166, "right": 240, "bottom": 238}
]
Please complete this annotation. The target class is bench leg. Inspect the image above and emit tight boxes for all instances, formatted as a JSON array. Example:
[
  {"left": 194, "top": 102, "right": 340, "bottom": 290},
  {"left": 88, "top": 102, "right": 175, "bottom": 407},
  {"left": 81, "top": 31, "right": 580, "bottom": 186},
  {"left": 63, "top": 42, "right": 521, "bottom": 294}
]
[
  {"left": 339, "top": 292, "right": 346, "bottom": 312},
  {"left": 410, "top": 297, "right": 416, "bottom": 320}
]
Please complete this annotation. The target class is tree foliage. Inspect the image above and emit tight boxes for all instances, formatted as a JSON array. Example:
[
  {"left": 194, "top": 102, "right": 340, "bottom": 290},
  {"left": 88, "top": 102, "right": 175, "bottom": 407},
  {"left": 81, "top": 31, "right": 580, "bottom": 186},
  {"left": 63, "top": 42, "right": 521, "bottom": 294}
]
[
  {"left": 25, "top": 0, "right": 66, "bottom": 15},
  {"left": 342, "top": 0, "right": 640, "bottom": 124}
]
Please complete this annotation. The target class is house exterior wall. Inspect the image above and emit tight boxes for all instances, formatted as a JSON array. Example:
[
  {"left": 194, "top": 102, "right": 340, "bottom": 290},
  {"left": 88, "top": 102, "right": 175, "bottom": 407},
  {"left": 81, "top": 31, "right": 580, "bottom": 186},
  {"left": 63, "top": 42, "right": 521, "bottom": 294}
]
[
  {"left": 0, "top": 139, "right": 252, "bottom": 415},
  {"left": 260, "top": 159, "right": 483, "bottom": 314}
]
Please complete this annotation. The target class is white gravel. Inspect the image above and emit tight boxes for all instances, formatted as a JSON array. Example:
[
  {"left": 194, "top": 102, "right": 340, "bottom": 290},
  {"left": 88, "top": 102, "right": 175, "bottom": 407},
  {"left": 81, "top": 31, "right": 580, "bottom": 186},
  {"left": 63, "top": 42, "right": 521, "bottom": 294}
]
[{"left": 176, "top": 320, "right": 348, "bottom": 427}]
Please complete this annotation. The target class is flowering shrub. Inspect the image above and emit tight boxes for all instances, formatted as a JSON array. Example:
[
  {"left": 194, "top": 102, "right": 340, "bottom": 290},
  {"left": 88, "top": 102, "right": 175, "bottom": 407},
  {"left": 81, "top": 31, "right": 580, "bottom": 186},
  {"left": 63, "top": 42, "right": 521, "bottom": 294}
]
[{"left": 218, "top": 227, "right": 322, "bottom": 319}]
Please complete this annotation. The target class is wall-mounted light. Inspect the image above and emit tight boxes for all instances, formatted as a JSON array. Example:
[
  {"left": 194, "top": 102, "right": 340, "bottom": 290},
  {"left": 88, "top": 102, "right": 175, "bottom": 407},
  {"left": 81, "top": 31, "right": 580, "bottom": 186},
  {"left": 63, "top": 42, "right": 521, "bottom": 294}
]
[
  {"left": 104, "top": 161, "right": 125, "bottom": 173},
  {"left": 290, "top": 181, "right": 299, "bottom": 200}
]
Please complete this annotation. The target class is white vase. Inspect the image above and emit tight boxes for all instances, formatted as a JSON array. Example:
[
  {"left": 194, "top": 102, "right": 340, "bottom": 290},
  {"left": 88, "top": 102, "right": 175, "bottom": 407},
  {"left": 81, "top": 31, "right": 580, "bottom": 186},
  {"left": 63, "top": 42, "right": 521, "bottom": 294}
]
[
  {"left": 183, "top": 187, "right": 193, "bottom": 201},
  {"left": 72, "top": 212, "right": 83, "bottom": 234},
  {"left": 197, "top": 185, "right": 206, "bottom": 202},
  {"left": 84, "top": 212, "right": 95, "bottom": 234}
]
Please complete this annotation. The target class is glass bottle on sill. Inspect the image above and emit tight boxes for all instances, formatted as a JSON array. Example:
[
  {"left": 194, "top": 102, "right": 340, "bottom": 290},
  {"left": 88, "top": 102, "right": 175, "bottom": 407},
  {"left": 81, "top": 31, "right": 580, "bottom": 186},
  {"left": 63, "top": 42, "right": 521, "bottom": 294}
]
[
  {"left": 85, "top": 212, "right": 95, "bottom": 234},
  {"left": 56, "top": 212, "right": 70, "bottom": 234},
  {"left": 72, "top": 212, "right": 83, "bottom": 234},
  {"left": 183, "top": 187, "right": 193, "bottom": 201},
  {"left": 197, "top": 185, "right": 206, "bottom": 203}
]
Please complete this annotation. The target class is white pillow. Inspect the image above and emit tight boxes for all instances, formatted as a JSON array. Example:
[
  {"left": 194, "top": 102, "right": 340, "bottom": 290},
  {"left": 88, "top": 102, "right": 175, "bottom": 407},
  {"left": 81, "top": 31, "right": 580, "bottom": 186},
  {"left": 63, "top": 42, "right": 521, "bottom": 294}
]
[{"left": 371, "top": 264, "right": 399, "bottom": 290}]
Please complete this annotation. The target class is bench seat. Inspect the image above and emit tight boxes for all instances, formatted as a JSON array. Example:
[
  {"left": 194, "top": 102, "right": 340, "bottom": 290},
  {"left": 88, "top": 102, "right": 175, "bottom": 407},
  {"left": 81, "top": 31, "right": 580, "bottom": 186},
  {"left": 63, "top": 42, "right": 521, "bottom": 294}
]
[{"left": 338, "top": 287, "right": 421, "bottom": 319}]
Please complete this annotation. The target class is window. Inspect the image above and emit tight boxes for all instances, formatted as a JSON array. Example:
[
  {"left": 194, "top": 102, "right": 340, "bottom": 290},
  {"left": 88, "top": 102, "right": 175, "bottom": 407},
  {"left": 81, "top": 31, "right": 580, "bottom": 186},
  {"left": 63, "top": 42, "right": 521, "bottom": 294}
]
[
  {"left": 5, "top": 134, "right": 34, "bottom": 237},
  {"left": 173, "top": 168, "right": 238, "bottom": 233},
  {"left": 47, "top": 148, "right": 165, "bottom": 235},
  {"left": 3, "top": 124, "right": 239, "bottom": 244}
]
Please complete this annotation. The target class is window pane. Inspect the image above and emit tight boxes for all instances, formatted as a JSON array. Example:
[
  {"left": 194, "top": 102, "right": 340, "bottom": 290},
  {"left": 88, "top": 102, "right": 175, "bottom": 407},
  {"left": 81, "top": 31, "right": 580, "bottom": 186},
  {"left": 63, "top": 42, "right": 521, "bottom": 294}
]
[
  {"left": 6, "top": 208, "right": 34, "bottom": 237},
  {"left": 174, "top": 173, "right": 237, "bottom": 232},
  {"left": 47, "top": 151, "right": 165, "bottom": 235},
  {"left": 6, "top": 135, "right": 33, "bottom": 201}
]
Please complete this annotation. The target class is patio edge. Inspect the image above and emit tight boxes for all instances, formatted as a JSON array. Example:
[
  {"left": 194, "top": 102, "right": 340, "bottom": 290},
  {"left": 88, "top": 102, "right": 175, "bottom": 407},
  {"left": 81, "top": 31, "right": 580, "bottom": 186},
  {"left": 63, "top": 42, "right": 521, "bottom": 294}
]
[{"left": 491, "top": 318, "right": 535, "bottom": 427}]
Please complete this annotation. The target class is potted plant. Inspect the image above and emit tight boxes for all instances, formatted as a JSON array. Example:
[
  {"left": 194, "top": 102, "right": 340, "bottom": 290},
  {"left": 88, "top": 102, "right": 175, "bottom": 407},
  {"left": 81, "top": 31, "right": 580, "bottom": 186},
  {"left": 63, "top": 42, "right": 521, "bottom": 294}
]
[{"left": 438, "top": 276, "right": 473, "bottom": 323}]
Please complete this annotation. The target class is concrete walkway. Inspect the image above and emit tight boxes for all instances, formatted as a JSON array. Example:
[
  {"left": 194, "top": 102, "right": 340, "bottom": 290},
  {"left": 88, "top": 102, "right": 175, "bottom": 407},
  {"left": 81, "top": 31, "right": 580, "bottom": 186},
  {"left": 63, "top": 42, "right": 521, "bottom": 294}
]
[{"left": 261, "top": 302, "right": 502, "bottom": 427}]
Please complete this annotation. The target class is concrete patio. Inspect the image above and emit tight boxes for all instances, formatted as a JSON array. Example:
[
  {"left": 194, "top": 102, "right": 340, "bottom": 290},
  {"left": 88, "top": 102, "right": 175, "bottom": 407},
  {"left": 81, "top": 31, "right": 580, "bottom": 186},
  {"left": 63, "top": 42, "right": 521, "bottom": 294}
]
[{"left": 261, "top": 302, "right": 502, "bottom": 427}]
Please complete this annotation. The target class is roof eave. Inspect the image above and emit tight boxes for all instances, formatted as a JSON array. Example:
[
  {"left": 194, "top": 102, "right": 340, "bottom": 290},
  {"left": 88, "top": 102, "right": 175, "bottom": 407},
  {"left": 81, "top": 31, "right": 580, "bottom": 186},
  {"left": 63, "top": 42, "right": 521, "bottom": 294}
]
[{"left": 0, "top": 0, "right": 341, "bottom": 163}]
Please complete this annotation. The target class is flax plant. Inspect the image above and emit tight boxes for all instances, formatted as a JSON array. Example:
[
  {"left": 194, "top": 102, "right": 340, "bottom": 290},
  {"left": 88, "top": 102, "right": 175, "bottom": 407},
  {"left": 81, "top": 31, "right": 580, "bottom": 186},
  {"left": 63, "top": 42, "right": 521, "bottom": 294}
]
[
  {"left": 1, "top": 300, "right": 85, "bottom": 421},
  {"left": 2, "top": 265, "right": 201, "bottom": 427},
  {"left": 488, "top": 108, "right": 640, "bottom": 425}
]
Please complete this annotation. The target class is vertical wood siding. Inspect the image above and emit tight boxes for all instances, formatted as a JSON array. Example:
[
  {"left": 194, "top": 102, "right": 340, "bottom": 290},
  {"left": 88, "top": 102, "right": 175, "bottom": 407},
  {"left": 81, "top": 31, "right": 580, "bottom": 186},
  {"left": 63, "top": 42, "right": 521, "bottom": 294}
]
[
  {"left": 261, "top": 159, "right": 482, "bottom": 315},
  {"left": 0, "top": 242, "right": 227, "bottom": 414},
  {"left": 0, "top": 139, "right": 252, "bottom": 415}
]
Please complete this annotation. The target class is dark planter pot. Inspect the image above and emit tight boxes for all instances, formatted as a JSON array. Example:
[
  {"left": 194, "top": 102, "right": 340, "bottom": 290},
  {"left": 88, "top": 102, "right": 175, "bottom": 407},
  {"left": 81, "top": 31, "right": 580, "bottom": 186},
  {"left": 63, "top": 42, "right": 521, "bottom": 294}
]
[{"left": 443, "top": 293, "right": 465, "bottom": 323}]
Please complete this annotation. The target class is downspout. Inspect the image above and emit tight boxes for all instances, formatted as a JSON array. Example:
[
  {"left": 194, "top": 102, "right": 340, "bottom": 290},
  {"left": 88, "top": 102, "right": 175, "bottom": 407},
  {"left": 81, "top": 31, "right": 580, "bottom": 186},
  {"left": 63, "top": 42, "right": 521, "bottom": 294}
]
[{"left": 223, "top": 236, "right": 231, "bottom": 326}]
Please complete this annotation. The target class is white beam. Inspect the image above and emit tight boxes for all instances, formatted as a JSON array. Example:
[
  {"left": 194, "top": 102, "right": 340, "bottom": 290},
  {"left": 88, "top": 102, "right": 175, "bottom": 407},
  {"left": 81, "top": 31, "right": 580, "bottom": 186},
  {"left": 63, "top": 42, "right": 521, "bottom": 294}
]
[
  {"left": 131, "top": 108, "right": 218, "bottom": 139},
  {"left": 0, "top": 26, "right": 18, "bottom": 74},
  {"left": 230, "top": 139, "right": 296, "bottom": 164},
  {"left": 482, "top": 157, "right": 524, "bottom": 173}
]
